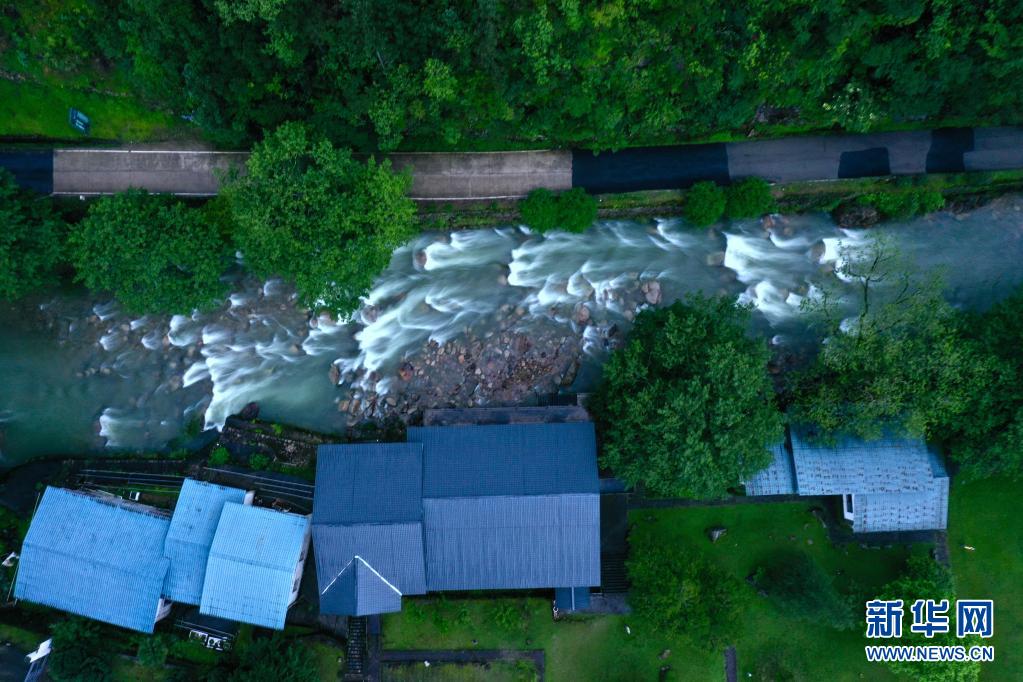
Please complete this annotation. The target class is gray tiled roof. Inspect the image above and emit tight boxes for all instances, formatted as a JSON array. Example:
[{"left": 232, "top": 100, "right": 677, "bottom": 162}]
[
  {"left": 422, "top": 494, "right": 601, "bottom": 591},
  {"left": 163, "top": 479, "right": 248, "bottom": 605},
  {"left": 853, "top": 476, "right": 949, "bottom": 532},
  {"left": 313, "top": 443, "right": 423, "bottom": 524},
  {"left": 408, "top": 423, "right": 599, "bottom": 497},
  {"left": 15, "top": 488, "right": 170, "bottom": 633},
  {"left": 790, "top": 431, "right": 940, "bottom": 495},
  {"left": 312, "top": 523, "right": 427, "bottom": 596},
  {"left": 320, "top": 556, "right": 403, "bottom": 616},
  {"left": 744, "top": 442, "right": 796, "bottom": 495}
]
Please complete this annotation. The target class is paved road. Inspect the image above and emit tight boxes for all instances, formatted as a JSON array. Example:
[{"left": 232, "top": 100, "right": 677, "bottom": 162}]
[{"left": 2, "top": 127, "right": 1022, "bottom": 199}]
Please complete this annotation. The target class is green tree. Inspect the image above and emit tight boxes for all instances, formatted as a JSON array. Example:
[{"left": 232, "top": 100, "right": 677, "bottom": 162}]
[
  {"left": 47, "top": 618, "right": 111, "bottom": 682},
  {"left": 0, "top": 169, "right": 65, "bottom": 300},
  {"left": 725, "top": 177, "right": 776, "bottom": 218},
  {"left": 792, "top": 236, "right": 995, "bottom": 441},
  {"left": 878, "top": 557, "right": 981, "bottom": 682},
  {"left": 225, "top": 122, "right": 416, "bottom": 317},
  {"left": 591, "top": 295, "right": 783, "bottom": 498},
  {"left": 936, "top": 289, "right": 1023, "bottom": 479},
  {"left": 518, "top": 188, "right": 559, "bottom": 232},
  {"left": 755, "top": 549, "right": 854, "bottom": 629},
  {"left": 684, "top": 181, "right": 726, "bottom": 227},
  {"left": 627, "top": 535, "right": 744, "bottom": 649},
  {"left": 555, "top": 188, "right": 597, "bottom": 233},
  {"left": 69, "top": 189, "right": 228, "bottom": 314}
]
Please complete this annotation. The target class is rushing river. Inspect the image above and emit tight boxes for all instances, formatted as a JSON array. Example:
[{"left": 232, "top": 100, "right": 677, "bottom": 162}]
[{"left": 2, "top": 198, "right": 1023, "bottom": 465}]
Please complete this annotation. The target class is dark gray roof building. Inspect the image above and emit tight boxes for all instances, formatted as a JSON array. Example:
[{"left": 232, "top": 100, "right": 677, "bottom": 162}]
[{"left": 313, "top": 423, "right": 601, "bottom": 616}]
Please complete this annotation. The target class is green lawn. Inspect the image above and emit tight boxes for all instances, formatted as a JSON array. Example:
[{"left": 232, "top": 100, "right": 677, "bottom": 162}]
[
  {"left": 385, "top": 661, "right": 536, "bottom": 681},
  {"left": 0, "top": 79, "right": 188, "bottom": 141},
  {"left": 948, "top": 476, "right": 1022, "bottom": 680},
  {"left": 384, "top": 501, "right": 923, "bottom": 681}
]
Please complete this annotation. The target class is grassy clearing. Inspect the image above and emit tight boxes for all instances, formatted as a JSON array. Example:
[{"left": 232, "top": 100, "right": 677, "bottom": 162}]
[
  {"left": 634, "top": 503, "right": 924, "bottom": 681},
  {"left": 948, "top": 476, "right": 1022, "bottom": 680},
  {"left": 0, "top": 79, "right": 186, "bottom": 142},
  {"left": 384, "top": 501, "right": 922, "bottom": 681}
]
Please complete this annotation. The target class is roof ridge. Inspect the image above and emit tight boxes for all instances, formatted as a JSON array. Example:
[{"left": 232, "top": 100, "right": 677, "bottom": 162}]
[{"left": 319, "top": 555, "right": 403, "bottom": 598}]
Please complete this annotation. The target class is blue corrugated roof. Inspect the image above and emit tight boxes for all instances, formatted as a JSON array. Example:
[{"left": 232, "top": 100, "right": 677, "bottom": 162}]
[
  {"left": 313, "top": 523, "right": 426, "bottom": 599},
  {"left": 320, "top": 556, "right": 403, "bottom": 616},
  {"left": 312, "top": 422, "right": 602, "bottom": 616},
  {"left": 790, "top": 431, "right": 940, "bottom": 495},
  {"left": 422, "top": 494, "right": 601, "bottom": 591},
  {"left": 15, "top": 488, "right": 170, "bottom": 633},
  {"left": 199, "top": 502, "right": 309, "bottom": 629},
  {"left": 744, "top": 441, "right": 796, "bottom": 495},
  {"left": 163, "top": 479, "right": 248, "bottom": 605},
  {"left": 313, "top": 443, "right": 423, "bottom": 524},
  {"left": 408, "top": 423, "right": 599, "bottom": 497}
]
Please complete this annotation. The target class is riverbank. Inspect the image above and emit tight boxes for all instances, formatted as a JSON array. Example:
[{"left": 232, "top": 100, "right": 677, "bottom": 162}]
[
  {"left": 5, "top": 196, "right": 1023, "bottom": 466},
  {"left": 420, "top": 169, "right": 1023, "bottom": 230}
]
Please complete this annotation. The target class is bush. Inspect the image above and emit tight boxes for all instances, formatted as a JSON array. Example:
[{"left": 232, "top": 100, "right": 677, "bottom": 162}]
[
  {"left": 69, "top": 189, "right": 228, "bottom": 314},
  {"left": 0, "top": 169, "right": 66, "bottom": 300},
  {"left": 859, "top": 186, "right": 946, "bottom": 220},
  {"left": 684, "top": 181, "right": 726, "bottom": 226},
  {"left": 249, "top": 453, "right": 271, "bottom": 470},
  {"left": 518, "top": 188, "right": 559, "bottom": 232},
  {"left": 136, "top": 634, "right": 169, "bottom": 669},
  {"left": 755, "top": 549, "right": 854, "bottom": 629},
  {"left": 725, "top": 177, "right": 775, "bottom": 218},
  {"left": 590, "top": 295, "right": 783, "bottom": 498},
  {"left": 519, "top": 188, "right": 597, "bottom": 233},
  {"left": 627, "top": 540, "right": 744, "bottom": 649},
  {"left": 209, "top": 446, "right": 230, "bottom": 466},
  {"left": 555, "top": 188, "right": 597, "bottom": 232}
]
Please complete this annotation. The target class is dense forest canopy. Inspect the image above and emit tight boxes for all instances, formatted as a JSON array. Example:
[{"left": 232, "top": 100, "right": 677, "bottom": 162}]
[{"left": 6, "top": 0, "right": 1023, "bottom": 150}]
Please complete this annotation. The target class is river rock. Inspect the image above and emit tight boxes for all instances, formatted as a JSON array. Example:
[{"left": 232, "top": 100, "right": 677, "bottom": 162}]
[
  {"left": 575, "top": 305, "right": 591, "bottom": 324},
  {"left": 643, "top": 280, "right": 662, "bottom": 305},
  {"left": 329, "top": 364, "right": 341, "bottom": 384},
  {"left": 706, "top": 251, "right": 726, "bottom": 267},
  {"left": 832, "top": 202, "right": 879, "bottom": 228},
  {"left": 398, "top": 362, "right": 414, "bottom": 381}
]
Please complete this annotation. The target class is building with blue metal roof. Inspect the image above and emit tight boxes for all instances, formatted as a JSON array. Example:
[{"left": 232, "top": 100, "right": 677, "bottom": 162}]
[
  {"left": 200, "top": 502, "right": 311, "bottom": 629},
  {"left": 313, "top": 422, "right": 601, "bottom": 616},
  {"left": 744, "top": 429, "right": 949, "bottom": 533},
  {"left": 14, "top": 488, "right": 173, "bottom": 633},
  {"left": 163, "top": 479, "right": 252, "bottom": 605},
  {"left": 16, "top": 479, "right": 310, "bottom": 633}
]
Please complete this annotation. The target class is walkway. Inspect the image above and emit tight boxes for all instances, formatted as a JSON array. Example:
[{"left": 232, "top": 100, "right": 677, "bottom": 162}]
[
  {"left": 380, "top": 649, "right": 545, "bottom": 681},
  {"left": 2, "top": 127, "right": 1022, "bottom": 199}
]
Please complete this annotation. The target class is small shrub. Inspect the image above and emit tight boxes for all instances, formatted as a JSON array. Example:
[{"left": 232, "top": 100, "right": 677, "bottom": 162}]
[
  {"left": 490, "top": 601, "right": 521, "bottom": 630},
  {"left": 136, "top": 634, "right": 169, "bottom": 669},
  {"left": 684, "top": 181, "right": 726, "bottom": 226},
  {"left": 209, "top": 446, "right": 230, "bottom": 466},
  {"left": 249, "top": 453, "right": 271, "bottom": 470},
  {"left": 271, "top": 423, "right": 285, "bottom": 436},
  {"left": 918, "top": 189, "right": 945, "bottom": 213},
  {"left": 519, "top": 188, "right": 559, "bottom": 232},
  {"left": 726, "top": 177, "right": 776, "bottom": 218},
  {"left": 555, "top": 188, "right": 597, "bottom": 233}
]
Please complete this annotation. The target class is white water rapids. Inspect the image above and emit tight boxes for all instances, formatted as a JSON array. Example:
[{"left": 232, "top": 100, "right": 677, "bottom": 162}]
[{"left": 2, "top": 199, "right": 1023, "bottom": 463}]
